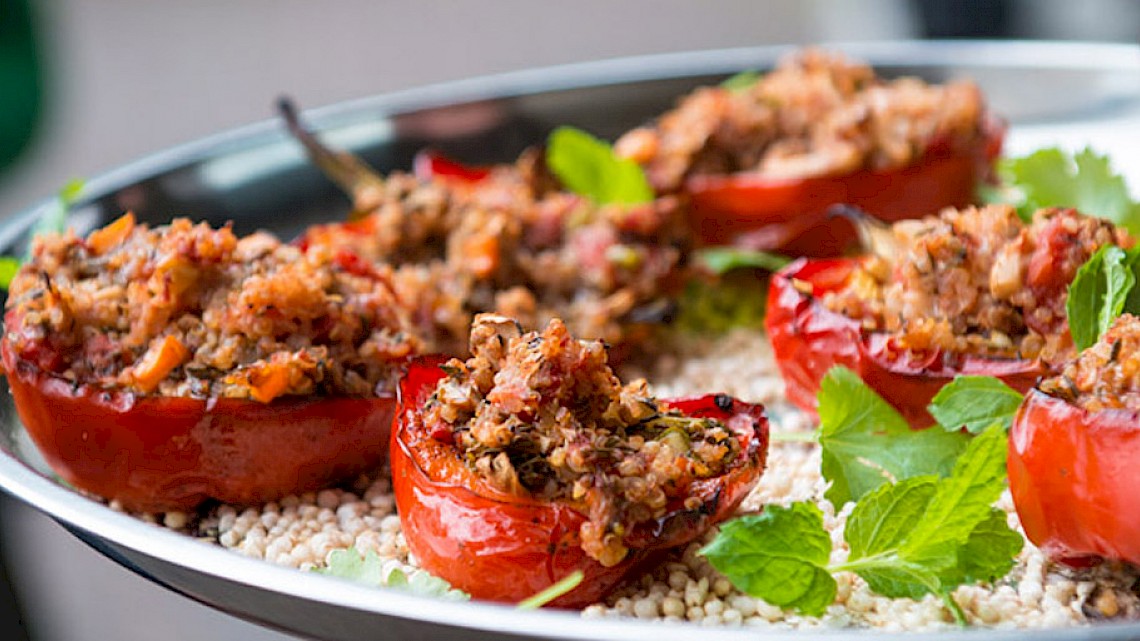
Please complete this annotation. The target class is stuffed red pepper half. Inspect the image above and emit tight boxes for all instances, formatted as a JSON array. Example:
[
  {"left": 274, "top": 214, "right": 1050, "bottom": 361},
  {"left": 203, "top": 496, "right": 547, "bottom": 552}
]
[
  {"left": 1, "top": 214, "right": 419, "bottom": 512},
  {"left": 1009, "top": 314, "right": 1140, "bottom": 567},
  {"left": 391, "top": 314, "right": 769, "bottom": 607},
  {"left": 614, "top": 49, "right": 1003, "bottom": 256},
  {"left": 767, "top": 205, "right": 1132, "bottom": 427}
]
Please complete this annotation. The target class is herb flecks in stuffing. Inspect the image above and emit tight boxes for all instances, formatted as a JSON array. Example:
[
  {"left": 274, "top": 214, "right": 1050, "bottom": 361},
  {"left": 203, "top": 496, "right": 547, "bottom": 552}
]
[
  {"left": 423, "top": 314, "right": 742, "bottom": 567},
  {"left": 4, "top": 214, "right": 418, "bottom": 400},
  {"left": 822, "top": 205, "right": 1131, "bottom": 366}
]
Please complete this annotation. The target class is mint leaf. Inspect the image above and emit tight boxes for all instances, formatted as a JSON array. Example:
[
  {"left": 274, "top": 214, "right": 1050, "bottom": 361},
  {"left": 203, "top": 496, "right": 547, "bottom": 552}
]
[
  {"left": 992, "top": 148, "right": 1140, "bottom": 233},
  {"left": 721, "top": 70, "right": 761, "bottom": 92},
  {"left": 898, "top": 425, "right": 1010, "bottom": 572},
  {"left": 845, "top": 477, "right": 938, "bottom": 561},
  {"left": 0, "top": 257, "right": 20, "bottom": 289},
  {"left": 700, "top": 502, "right": 836, "bottom": 616},
  {"left": 695, "top": 247, "right": 792, "bottom": 274},
  {"left": 927, "top": 376, "right": 1024, "bottom": 434},
  {"left": 1067, "top": 245, "right": 1138, "bottom": 350},
  {"left": 24, "top": 178, "right": 85, "bottom": 262},
  {"left": 318, "top": 547, "right": 469, "bottom": 600},
  {"left": 943, "top": 508, "right": 1023, "bottom": 586},
  {"left": 546, "top": 126, "right": 654, "bottom": 205},
  {"left": 817, "top": 367, "right": 970, "bottom": 506}
]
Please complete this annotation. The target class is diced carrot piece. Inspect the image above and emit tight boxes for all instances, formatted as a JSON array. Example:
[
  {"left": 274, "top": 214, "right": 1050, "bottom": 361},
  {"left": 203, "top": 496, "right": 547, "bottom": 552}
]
[
  {"left": 131, "top": 335, "right": 190, "bottom": 393},
  {"left": 86, "top": 213, "right": 136, "bottom": 256},
  {"left": 248, "top": 365, "right": 291, "bottom": 404},
  {"left": 461, "top": 234, "right": 500, "bottom": 279}
]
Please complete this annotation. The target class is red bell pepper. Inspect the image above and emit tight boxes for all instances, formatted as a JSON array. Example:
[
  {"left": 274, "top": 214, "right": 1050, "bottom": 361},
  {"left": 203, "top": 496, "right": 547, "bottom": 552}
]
[
  {"left": 685, "top": 120, "right": 1005, "bottom": 257},
  {"left": 412, "top": 149, "right": 491, "bottom": 183},
  {"left": 766, "top": 257, "right": 1043, "bottom": 428},
  {"left": 1008, "top": 389, "right": 1140, "bottom": 567},
  {"left": 1, "top": 310, "right": 397, "bottom": 513},
  {"left": 390, "top": 359, "right": 769, "bottom": 608}
]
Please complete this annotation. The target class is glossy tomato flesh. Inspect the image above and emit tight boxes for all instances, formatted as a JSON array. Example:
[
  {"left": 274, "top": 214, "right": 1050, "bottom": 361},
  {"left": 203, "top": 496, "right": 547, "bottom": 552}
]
[
  {"left": 766, "top": 257, "right": 1043, "bottom": 428},
  {"left": 686, "top": 123, "right": 1005, "bottom": 257},
  {"left": 390, "top": 360, "right": 769, "bottom": 607},
  {"left": 1009, "top": 390, "right": 1140, "bottom": 566},
  {"left": 1, "top": 329, "right": 396, "bottom": 513}
]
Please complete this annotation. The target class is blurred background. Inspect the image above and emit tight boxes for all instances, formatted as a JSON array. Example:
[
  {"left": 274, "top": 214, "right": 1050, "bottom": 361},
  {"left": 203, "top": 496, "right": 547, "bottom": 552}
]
[{"left": 0, "top": 1, "right": 1137, "bottom": 639}]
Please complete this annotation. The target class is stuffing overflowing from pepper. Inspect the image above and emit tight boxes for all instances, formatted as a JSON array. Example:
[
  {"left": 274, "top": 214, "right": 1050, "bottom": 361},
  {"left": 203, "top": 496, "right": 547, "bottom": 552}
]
[
  {"left": 3, "top": 214, "right": 418, "bottom": 400},
  {"left": 614, "top": 48, "right": 991, "bottom": 192},
  {"left": 1038, "top": 313, "right": 1140, "bottom": 411},
  {"left": 821, "top": 205, "right": 1132, "bottom": 364},
  {"left": 421, "top": 314, "right": 745, "bottom": 567}
]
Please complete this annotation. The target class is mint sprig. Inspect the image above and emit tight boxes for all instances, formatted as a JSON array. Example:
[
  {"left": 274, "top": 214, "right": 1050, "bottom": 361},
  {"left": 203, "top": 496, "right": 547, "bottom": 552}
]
[
  {"left": 1067, "top": 244, "right": 1140, "bottom": 350},
  {"left": 318, "top": 547, "right": 469, "bottom": 601},
  {"left": 546, "top": 126, "right": 654, "bottom": 205},
  {"left": 927, "top": 376, "right": 1023, "bottom": 434},
  {"left": 703, "top": 426, "right": 1020, "bottom": 623}
]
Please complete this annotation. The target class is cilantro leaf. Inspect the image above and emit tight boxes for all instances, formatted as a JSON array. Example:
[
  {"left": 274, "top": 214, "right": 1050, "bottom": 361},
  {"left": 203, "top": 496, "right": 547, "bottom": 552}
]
[
  {"left": 991, "top": 148, "right": 1140, "bottom": 233},
  {"left": 318, "top": 547, "right": 469, "bottom": 601},
  {"left": 695, "top": 247, "right": 792, "bottom": 274},
  {"left": 546, "top": 126, "right": 654, "bottom": 205},
  {"left": 0, "top": 257, "right": 21, "bottom": 289},
  {"left": 927, "top": 376, "right": 1024, "bottom": 434},
  {"left": 720, "top": 70, "right": 761, "bottom": 92},
  {"left": 700, "top": 502, "right": 836, "bottom": 616},
  {"left": 817, "top": 367, "right": 970, "bottom": 506},
  {"left": 1067, "top": 245, "right": 1140, "bottom": 350}
]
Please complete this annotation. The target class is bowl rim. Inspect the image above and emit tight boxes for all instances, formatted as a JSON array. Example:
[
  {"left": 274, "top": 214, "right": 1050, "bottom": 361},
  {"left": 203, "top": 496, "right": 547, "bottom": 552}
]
[{"left": 2, "top": 39, "right": 1140, "bottom": 641}]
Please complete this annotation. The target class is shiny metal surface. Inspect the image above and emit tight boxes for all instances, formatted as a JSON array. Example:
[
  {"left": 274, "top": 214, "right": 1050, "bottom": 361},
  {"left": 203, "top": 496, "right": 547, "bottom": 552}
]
[{"left": 2, "top": 41, "right": 1140, "bottom": 641}]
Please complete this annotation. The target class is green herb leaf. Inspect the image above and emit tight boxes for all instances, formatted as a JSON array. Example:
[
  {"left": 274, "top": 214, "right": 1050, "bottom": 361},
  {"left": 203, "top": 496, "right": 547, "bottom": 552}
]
[
  {"left": 990, "top": 148, "right": 1140, "bottom": 233},
  {"left": 1066, "top": 245, "right": 1139, "bottom": 350},
  {"left": 318, "top": 547, "right": 470, "bottom": 601},
  {"left": 695, "top": 247, "right": 792, "bottom": 274},
  {"left": 24, "top": 178, "right": 85, "bottom": 262},
  {"left": 516, "top": 570, "right": 584, "bottom": 610},
  {"left": 720, "top": 70, "right": 761, "bottom": 92},
  {"left": 817, "top": 367, "right": 970, "bottom": 506},
  {"left": 700, "top": 502, "right": 836, "bottom": 616},
  {"left": 675, "top": 274, "right": 768, "bottom": 335},
  {"left": 546, "top": 126, "right": 654, "bottom": 205},
  {"left": 0, "top": 257, "right": 21, "bottom": 289},
  {"left": 927, "top": 376, "right": 1024, "bottom": 434}
]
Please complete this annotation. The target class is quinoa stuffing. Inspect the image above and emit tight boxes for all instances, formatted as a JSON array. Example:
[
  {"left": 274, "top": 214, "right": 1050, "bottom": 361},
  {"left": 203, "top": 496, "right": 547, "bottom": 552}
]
[
  {"left": 421, "top": 314, "right": 749, "bottom": 567},
  {"left": 1039, "top": 313, "right": 1140, "bottom": 411},
  {"left": 821, "top": 205, "right": 1132, "bottom": 365},
  {"left": 3, "top": 213, "right": 419, "bottom": 400},
  {"left": 614, "top": 48, "right": 992, "bottom": 192}
]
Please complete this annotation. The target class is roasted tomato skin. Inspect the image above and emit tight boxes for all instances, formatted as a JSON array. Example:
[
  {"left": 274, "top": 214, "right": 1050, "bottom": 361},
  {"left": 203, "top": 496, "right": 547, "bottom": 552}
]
[
  {"left": 686, "top": 122, "right": 1004, "bottom": 257},
  {"left": 1009, "top": 390, "right": 1140, "bottom": 566},
  {"left": 1, "top": 313, "right": 396, "bottom": 513},
  {"left": 391, "top": 360, "right": 769, "bottom": 608},
  {"left": 412, "top": 149, "right": 491, "bottom": 183},
  {"left": 766, "top": 258, "right": 1043, "bottom": 428}
]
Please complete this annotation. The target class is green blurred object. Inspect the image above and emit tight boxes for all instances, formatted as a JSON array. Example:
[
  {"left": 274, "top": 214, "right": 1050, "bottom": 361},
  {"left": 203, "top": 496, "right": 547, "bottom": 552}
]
[{"left": 0, "top": 0, "right": 42, "bottom": 173}]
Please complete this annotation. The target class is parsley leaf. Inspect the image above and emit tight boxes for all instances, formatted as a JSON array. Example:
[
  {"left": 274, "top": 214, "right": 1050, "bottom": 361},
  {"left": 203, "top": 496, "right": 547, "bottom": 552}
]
[
  {"left": 927, "top": 376, "right": 1024, "bottom": 434},
  {"left": 700, "top": 502, "right": 836, "bottom": 616},
  {"left": 720, "top": 70, "right": 761, "bottom": 92},
  {"left": 318, "top": 547, "right": 469, "bottom": 601},
  {"left": 694, "top": 247, "right": 792, "bottom": 274},
  {"left": 546, "top": 126, "right": 654, "bottom": 205},
  {"left": 1066, "top": 245, "right": 1140, "bottom": 350},
  {"left": 989, "top": 148, "right": 1140, "bottom": 234},
  {"left": 817, "top": 367, "right": 970, "bottom": 506}
]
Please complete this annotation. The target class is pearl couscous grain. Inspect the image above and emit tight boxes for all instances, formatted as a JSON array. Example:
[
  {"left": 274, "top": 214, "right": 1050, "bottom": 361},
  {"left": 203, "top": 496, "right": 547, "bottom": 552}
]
[{"left": 144, "top": 329, "right": 1139, "bottom": 631}]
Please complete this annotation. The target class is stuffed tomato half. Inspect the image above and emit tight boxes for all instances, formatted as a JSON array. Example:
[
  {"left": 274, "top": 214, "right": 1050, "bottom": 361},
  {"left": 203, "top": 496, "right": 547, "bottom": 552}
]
[
  {"left": 1009, "top": 314, "right": 1140, "bottom": 567},
  {"left": 1, "top": 214, "right": 419, "bottom": 512},
  {"left": 766, "top": 205, "right": 1132, "bottom": 427},
  {"left": 391, "top": 315, "right": 769, "bottom": 607},
  {"left": 615, "top": 49, "right": 1003, "bottom": 256}
]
